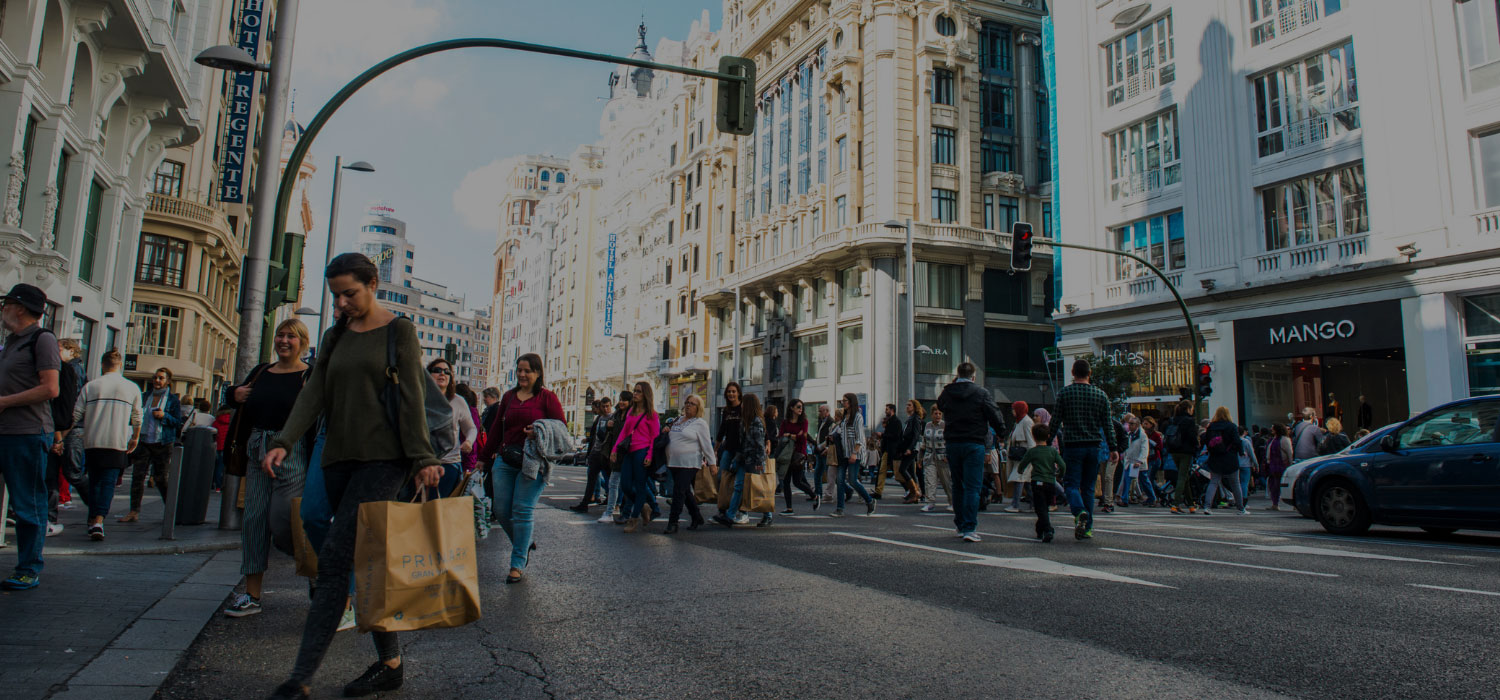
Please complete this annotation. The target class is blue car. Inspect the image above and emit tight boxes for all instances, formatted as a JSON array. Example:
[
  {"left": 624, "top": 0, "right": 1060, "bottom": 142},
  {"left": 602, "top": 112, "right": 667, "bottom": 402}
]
[{"left": 1295, "top": 396, "right": 1500, "bottom": 536}]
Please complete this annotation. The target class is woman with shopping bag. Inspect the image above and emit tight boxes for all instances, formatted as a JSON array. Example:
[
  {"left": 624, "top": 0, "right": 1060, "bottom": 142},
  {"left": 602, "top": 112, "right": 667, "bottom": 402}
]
[
  {"left": 662, "top": 394, "right": 715, "bottom": 533},
  {"left": 713, "top": 392, "right": 772, "bottom": 528},
  {"left": 477, "top": 353, "right": 565, "bottom": 584},
  {"left": 222, "top": 319, "right": 314, "bottom": 620},
  {"left": 262, "top": 253, "right": 445, "bottom": 700}
]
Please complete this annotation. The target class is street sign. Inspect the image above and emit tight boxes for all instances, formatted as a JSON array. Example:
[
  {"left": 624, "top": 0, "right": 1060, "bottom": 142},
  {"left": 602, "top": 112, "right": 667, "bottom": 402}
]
[
  {"left": 217, "top": 0, "right": 265, "bottom": 203},
  {"left": 124, "top": 354, "right": 138, "bottom": 372},
  {"left": 604, "top": 232, "right": 617, "bottom": 336}
]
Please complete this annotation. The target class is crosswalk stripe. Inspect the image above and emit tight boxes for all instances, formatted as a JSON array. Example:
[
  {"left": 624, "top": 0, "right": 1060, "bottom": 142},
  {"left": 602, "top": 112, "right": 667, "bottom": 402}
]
[{"left": 1101, "top": 547, "right": 1339, "bottom": 577}]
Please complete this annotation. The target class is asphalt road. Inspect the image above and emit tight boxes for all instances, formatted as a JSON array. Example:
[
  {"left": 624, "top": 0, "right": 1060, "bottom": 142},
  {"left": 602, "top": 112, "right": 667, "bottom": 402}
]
[{"left": 159, "top": 465, "right": 1500, "bottom": 700}]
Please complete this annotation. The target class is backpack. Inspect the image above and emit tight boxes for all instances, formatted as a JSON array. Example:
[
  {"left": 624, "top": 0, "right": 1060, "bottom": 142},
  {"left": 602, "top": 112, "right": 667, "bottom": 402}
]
[
  {"left": 1206, "top": 425, "right": 1234, "bottom": 456},
  {"left": 1164, "top": 422, "right": 1184, "bottom": 453},
  {"left": 18, "top": 329, "right": 80, "bottom": 432},
  {"left": 651, "top": 414, "right": 671, "bottom": 464}
]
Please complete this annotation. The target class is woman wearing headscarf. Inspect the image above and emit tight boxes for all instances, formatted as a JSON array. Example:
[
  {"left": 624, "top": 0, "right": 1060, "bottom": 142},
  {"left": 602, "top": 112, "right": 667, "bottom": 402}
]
[{"left": 1004, "top": 401, "right": 1035, "bottom": 512}]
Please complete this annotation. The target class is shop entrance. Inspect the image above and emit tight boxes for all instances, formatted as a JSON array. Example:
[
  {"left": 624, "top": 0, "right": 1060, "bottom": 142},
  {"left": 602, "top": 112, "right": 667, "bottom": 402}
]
[{"left": 1241, "top": 349, "right": 1408, "bottom": 432}]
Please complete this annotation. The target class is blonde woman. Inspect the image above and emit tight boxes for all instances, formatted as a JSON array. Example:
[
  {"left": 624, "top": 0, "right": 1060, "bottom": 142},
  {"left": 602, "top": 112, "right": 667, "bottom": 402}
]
[
  {"left": 663, "top": 394, "right": 715, "bottom": 533},
  {"left": 223, "top": 319, "right": 314, "bottom": 618}
]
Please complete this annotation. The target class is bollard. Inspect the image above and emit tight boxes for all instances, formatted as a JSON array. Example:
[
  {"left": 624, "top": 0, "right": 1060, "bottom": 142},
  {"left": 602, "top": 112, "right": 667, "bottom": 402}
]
[
  {"left": 218, "top": 475, "right": 243, "bottom": 530},
  {"left": 159, "top": 444, "right": 184, "bottom": 541}
]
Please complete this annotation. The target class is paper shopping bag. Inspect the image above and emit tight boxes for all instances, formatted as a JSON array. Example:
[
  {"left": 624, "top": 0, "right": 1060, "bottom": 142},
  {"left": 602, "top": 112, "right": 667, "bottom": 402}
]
[
  {"left": 289, "top": 497, "right": 318, "bottom": 579},
  {"left": 717, "top": 469, "right": 736, "bottom": 512},
  {"left": 743, "top": 471, "right": 777, "bottom": 513},
  {"left": 694, "top": 467, "right": 718, "bottom": 504},
  {"left": 353, "top": 495, "right": 481, "bottom": 633}
]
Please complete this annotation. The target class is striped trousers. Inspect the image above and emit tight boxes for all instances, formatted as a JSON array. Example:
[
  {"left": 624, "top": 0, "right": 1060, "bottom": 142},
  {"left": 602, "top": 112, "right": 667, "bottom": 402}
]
[{"left": 240, "top": 429, "right": 307, "bottom": 576}]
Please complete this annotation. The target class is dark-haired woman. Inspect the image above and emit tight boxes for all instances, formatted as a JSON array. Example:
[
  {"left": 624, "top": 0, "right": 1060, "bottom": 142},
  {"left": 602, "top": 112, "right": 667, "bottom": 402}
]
[
  {"left": 264, "top": 253, "right": 443, "bottom": 700},
  {"left": 612, "top": 381, "right": 661, "bottom": 533},
  {"left": 422, "top": 358, "right": 477, "bottom": 500},
  {"left": 777, "top": 399, "right": 818, "bottom": 514},
  {"left": 455, "top": 383, "right": 483, "bottom": 476},
  {"left": 716, "top": 382, "right": 743, "bottom": 480},
  {"left": 714, "top": 392, "right": 770, "bottom": 527},
  {"left": 478, "top": 353, "right": 564, "bottom": 584},
  {"left": 832, "top": 393, "right": 876, "bottom": 517},
  {"left": 899, "top": 400, "right": 926, "bottom": 504}
]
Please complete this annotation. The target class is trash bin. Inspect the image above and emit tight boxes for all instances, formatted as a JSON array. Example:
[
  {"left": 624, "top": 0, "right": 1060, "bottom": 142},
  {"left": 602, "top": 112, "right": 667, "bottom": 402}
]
[{"left": 175, "top": 426, "right": 217, "bottom": 525}]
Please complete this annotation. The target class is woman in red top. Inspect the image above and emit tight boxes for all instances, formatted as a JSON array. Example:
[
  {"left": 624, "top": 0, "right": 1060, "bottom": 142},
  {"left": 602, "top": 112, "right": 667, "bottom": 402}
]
[
  {"left": 212, "top": 407, "right": 233, "bottom": 491},
  {"left": 777, "top": 399, "right": 818, "bottom": 514},
  {"left": 611, "top": 381, "right": 661, "bottom": 533},
  {"left": 478, "top": 353, "right": 564, "bottom": 584}
]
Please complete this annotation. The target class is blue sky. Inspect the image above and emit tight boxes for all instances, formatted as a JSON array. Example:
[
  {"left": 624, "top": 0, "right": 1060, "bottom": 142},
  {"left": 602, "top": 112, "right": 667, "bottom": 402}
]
[{"left": 289, "top": 0, "right": 719, "bottom": 307}]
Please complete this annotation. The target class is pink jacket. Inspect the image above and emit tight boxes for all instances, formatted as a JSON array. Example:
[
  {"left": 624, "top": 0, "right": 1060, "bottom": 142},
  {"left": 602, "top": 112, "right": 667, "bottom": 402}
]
[{"left": 613, "top": 410, "right": 661, "bottom": 462}]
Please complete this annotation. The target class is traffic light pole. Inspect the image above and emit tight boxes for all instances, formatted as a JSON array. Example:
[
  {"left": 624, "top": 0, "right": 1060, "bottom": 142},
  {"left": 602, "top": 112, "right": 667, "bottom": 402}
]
[{"left": 1030, "top": 238, "right": 1205, "bottom": 415}]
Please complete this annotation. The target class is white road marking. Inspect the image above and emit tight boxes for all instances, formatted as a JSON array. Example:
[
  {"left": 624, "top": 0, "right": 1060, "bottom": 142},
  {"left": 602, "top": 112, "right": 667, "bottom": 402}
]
[
  {"left": 1092, "top": 528, "right": 1241, "bottom": 546},
  {"left": 914, "top": 523, "right": 1036, "bottom": 543},
  {"left": 1407, "top": 584, "right": 1500, "bottom": 597},
  {"left": 1093, "top": 528, "right": 1465, "bottom": 565},
  {"left": 830, "top": 531, "right": 1171, "bottom": 588},
  {"left": 1102, "top": 548, "right": 1340, "bottom": 578}
]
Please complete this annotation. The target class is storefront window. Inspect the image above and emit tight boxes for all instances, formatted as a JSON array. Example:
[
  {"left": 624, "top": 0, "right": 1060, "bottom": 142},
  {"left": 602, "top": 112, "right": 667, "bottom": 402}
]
[
  {"left": 839, "top": 325, "right": 863, "bottom": 376},
  {"left": 915, "top": 322, "right": 963, "bottom": 375},
  {"left": 839, "top": 267, "right": 861, "bottom": 312},
  {"left": 1103, "top": 335, "right": 1193, "bottom": 399},
  {"left": 795, "top": 332, "right": 829, "bottom": 380},
  {"left": 1464, "top": 293, "right": 1500, "bottom": 396}
]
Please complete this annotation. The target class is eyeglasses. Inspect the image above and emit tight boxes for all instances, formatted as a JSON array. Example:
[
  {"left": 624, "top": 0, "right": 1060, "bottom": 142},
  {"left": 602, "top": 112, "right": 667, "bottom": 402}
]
[{"left": 429, "top": 368, "right": 451, "bottom": 376}]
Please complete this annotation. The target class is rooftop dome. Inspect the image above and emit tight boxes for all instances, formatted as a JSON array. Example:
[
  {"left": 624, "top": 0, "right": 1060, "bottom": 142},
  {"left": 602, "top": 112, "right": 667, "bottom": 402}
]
[{"left": 608, "top": 22, "right": 655, "bottom": 99}]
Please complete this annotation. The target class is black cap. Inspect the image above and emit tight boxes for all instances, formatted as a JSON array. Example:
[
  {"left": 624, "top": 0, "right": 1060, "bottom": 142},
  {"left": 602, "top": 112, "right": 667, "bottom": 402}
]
[{"left": 1, "top": 283, "right": 46, "bottom": 316}]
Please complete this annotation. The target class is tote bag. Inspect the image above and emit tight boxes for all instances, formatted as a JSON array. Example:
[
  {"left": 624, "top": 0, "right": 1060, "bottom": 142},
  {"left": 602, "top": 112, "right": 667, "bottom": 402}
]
[{"left": 353, "top": 494, "right": 481, "bottom": 633}]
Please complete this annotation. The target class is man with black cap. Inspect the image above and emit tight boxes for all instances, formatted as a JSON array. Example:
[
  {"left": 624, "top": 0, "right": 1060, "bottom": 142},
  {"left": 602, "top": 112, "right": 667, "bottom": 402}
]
[{"left": 0, "top": 283, "right": 62, "bottom": 591}]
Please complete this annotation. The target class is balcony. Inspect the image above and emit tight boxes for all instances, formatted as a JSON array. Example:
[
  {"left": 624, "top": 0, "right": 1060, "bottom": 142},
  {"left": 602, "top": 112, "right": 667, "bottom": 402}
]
[
  {"left": 1110, "top": 167, "right": 1181, "bottom": 202},
  {"left": 1103, "top": 271, "right": 1184, "bottom": 302},
  {"left": 1250, "top": 0, "right": 1335, "bottom": 47},
  {"left": 1246, "top": 234, "right": 1368, "bottom": 277},
  {"left": 1258, "top": 110, "right": 1360, "bottom": 159},
  {"left": 1475, "top": 208, "right": 1500, "bottom": 236},
  {"left": 146, "top": 193, "right": 238, "bottom": 256}
]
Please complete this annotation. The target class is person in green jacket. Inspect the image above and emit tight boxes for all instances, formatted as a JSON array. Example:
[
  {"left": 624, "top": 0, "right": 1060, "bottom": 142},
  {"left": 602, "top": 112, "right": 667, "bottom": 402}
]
[{"left": 1018, "top": 423, "right": 1067, "bottom": 542}]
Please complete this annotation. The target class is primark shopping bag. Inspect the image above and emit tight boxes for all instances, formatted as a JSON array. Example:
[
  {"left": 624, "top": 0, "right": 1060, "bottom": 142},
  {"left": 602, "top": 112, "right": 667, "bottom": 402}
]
[
  {"left": 717, "top": 469, "right": 737, "bottom": 512},
  {"left": 694, "top": 466, "right": 719, "bottom": 504},
  {"left": 743, "top": 471, "right": 777, "bottom": 513},
  {"left": 352, "top": 494, "right": 481, "bottom": 633},
  {"left": 289, "top": 497, "right": 318, "bottom": 579}
]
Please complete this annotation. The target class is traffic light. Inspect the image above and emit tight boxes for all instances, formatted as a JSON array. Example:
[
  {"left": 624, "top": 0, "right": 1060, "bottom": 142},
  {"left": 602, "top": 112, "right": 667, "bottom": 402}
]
[
  {"left": 1011, "top": 221, "right": 1034, "bottom": 272},
  {"left": 715, "top": 56, "right": 757, "bottom": 136},
  {"left": 1197, "top": 361, "right": 1214, "bottom": 399},
  {"left": 265, "top": 262, "right": 288, "bottom": 310},
  {"left": 282, "top": 232, "right": 306, "bottom": 305}
]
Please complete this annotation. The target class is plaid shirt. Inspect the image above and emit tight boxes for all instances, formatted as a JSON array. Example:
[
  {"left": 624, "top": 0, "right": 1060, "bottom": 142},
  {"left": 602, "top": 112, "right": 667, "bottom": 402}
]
[{"left": 1054, "top": 381, "right": 1122, "bottom": 452}]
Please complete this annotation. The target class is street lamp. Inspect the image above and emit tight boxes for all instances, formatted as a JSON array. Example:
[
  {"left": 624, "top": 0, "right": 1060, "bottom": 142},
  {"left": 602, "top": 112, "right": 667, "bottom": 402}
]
[
  {"left": 884, "top": 218, "right": 914, "bottom": 407},
  {"left": 193, "top": 45, "right": 268, "bottom": 72},
  {"left": 613, "top": 332, "right": 630, "bottom": 395},
  {"left": 319, "top": 157, "right": 376, "bottom": 338}
]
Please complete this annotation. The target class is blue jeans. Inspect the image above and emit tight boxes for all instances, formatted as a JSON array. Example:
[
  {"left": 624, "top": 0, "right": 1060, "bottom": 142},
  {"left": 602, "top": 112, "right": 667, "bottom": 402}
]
[
  {"left": 619, "top": 448, "right": 651, "bottom": 519},
  {"left": 212, "top": 450, "right": 226, "bottom": 491},
  {"left": 1, "top": 433, "right": 53, "bottom": 576},
  {"left": 835, "top": 458, "right": 870, "bottom": 508},
  {"left": 87, "top": 469, "right": 121, "bottom": 518},
  {"left": 724, "top": 469, "right": 749, "bottom": 517},
  {"left": 1239, "top": 465, "right": 1252, "bottom": 499},
  {"left": 946, "top": 442, "right": 986, "bottom": 535},
  {"left": 492, "top": 461, "right": 546, "bottom": 570},
  {"left": 812, "top": 453, "right": 829, "bottom": 494},
  {"left": 1062, "top": 445, "right": 1104, "bottom": 519}
]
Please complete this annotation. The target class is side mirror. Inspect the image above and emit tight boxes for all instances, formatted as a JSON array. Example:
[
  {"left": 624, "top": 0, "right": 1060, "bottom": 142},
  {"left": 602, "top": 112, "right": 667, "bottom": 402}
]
[{"left": 1379, "top": 434, "right": 1399, "bottom": 453}]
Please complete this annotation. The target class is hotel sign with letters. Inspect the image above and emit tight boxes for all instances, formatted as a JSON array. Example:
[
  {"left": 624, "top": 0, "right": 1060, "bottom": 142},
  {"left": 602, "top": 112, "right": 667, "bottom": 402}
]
[{"left": 217, "top": 0, "right": 264, "bottom": 204}]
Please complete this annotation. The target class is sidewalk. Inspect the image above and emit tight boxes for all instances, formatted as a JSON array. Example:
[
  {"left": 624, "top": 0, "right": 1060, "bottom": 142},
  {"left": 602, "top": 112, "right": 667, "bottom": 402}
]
[{"left": 0, "top": 487, "right": 246, "bottom": 699}]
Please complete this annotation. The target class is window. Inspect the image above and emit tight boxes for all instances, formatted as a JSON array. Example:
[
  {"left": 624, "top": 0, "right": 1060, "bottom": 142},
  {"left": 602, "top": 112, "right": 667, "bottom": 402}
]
[
  {"left": 932, "top": 127, "right": 956, "bottom": 165},
  {"left": 168, "top": 0, "right": 184, "bottom": 37},
  {"left": 1103, "top": 12, "right": 1175, "bottom": 107},
  {"left": 839, "top": 267, "right": 861, "bottom": 312},
  {"left": 1478, "top": 129, "right": 1500, "bottom": 208},
  {"left": 932, "top": 68, "right": 954, "bottom": 105},
  {"left": 1250, "top": 0, "right": 1342, "bottom": 47},
  {"left": 137, "top": 234, "right": 188, "bottom": 287},
  {"left": 1111, "top": 210, "right": 1186, "bottom": 280},
  {"left": 72, "top": 315, "right": 95, "bottom": 364},
  {"left": 839, "top": 325, "right": 863, "bottom": 376},
  {"left": 836, "top": 137, "right": 847, "bottom": 172},
  {"left": 931, "top": 188, "right": 958, "bottom": 223},
  {"left": 996, "top": 196, "right": 1019, "bottom": 231},
  {"left": 979, "top": 22, "right": 1012, "bottom": 72},
  {"left": 1106, "top": 109, "right": 1181, "bottom": 201},
  {"left": 1254, "top": 41, "right": 1359, "bottom": 158},
  {"left": 935, "top": 14, "right": 957, "bottom": 37},
  {"left": 914, "top": 323, "right": 963, "bottom": 375},
  {"left": 127, "top": 303, "right": 181, "bottom": 357},
  {"left": 982, "top": 83, "right": 1015, "bottom": 129},
  {"left": 79, "top": 180, "right": 104, "bottom": 283},
  {"left": 1464, "top": 293, "right": 1500, "bottom": 395},
  {"left": 916, "top": 262, "right": 964, "bottom": 309},
  {"left": 1259, "top": 163, "right": 1368, "bottom": 250},
  {"left": 984, "top": 328, "right": 1052, "bottom": 378},
  {"left": 984, "top": 194, "right": 995, "bottom": 230},
  {"left": 1042, "top": 202, "right": 1053, "bottom": 239},
  {"left": 795, "top": 332, "right": 829, "bottom": 380},
  {"left": 983, "top": 268, "right": 1029, "bottom": 315},
  {"left": 835, "top": 196, "right": 848, "bottom": 227},
  {"left": 1396, "top": 402, "right": 1500, "bottom": 448},
  {"left": 981, "top": 139, "right": 1013, "bottom": 173},
  {"left": 152, "top": 160, "right": 184, "bottom": 198},
  {"left": 50, "top": 150, "right": 68, "bottom": 250},
  {"left": 812, "top": 278, "right": 827, "bottom": 319}
]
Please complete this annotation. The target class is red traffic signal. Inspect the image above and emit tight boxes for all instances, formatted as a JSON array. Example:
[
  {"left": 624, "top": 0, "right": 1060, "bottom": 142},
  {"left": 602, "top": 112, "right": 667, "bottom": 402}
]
[
  {"left": 1011, "top": 222, "right": 1034, "bottom": 272},
  {"left": 1196, "top": 361, "right": 1213, "bottom": 398}
]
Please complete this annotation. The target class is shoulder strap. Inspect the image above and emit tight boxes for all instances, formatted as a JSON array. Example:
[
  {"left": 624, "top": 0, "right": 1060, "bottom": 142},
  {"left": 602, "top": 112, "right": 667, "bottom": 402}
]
[{"left": 384, "top": 318, "right": 402, "bottom": 437}]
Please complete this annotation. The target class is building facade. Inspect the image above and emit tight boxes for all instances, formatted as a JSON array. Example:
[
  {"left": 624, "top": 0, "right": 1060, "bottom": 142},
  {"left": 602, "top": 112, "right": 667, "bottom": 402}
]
[
  {"left": 356, "top": 203, "right": 487, "bottom": 385},
  {"left": 534, "top": 144, "right": 605, "bottom": 431},
  {"left": 0, "top": 0, "right": 219, "bottom": 380},
  {"left": 1052, "top": 0, "right": 1500, "bottom": 427},
  {"left": 489, "top": 153, "right": 570, "bottom": 387}
]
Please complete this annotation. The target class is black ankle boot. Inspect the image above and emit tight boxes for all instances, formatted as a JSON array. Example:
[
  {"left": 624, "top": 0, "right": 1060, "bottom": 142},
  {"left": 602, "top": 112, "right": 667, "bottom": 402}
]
[{"left": 343, "top": 661, "right": 403, "bottom": 697}]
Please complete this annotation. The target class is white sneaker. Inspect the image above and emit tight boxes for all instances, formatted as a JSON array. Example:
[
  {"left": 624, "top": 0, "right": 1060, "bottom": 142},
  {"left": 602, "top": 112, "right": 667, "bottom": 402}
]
[
  {"left": 920, "top": 504, "right": 935, "bottom": 513},
  {"left": 962, "top": 532, "right": 982, "bottom": 543},
  {"left": 733, "top": 513, "right": 751, "bottom": 524},
  {"left": 945, "top": 505, "right": 954, "bottom": 512},
  {"left": 596, "top": 511, "right": 612, "bottom": 523},
  {"left": 45, "top": 523, "right": 64, "bottom": 537},
  {"left": 1003, "top": 506, "right": 1021, "bottom": 513},
  {"left": 1237, "top": 509, "right": 1249, "bottom": 516}
]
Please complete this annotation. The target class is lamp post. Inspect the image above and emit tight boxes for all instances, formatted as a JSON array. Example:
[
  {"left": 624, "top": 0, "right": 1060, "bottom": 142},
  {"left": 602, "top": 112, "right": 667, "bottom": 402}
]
[
  {"left": 194, "top": 0, "right": 301, "bottom": 383},
  {"left": 319, "top": 157, "right": 375, "bottom": 338},
  {"left": 884, "top": 218, "right": 914, "bottom": 406},
  {"left": 613, "top": 332, "right": 630, "bottom": 395}
]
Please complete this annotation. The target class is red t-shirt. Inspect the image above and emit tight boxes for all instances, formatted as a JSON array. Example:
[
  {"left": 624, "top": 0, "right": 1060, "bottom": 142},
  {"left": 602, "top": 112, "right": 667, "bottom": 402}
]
[
  {"left": 478, "top": 387, "right": 564, "bottom": 462},
  {"left": 213, "top": 412, "right": 233, "bottom": 451}
]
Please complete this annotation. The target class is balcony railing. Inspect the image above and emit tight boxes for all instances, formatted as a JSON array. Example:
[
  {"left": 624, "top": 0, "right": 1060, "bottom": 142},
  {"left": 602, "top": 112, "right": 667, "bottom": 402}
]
[
  {"left": 146, "top": 193, "right": 235, "bottom": 247},
  {"left": 723, "top": 221, "right": 1021, "bottom": 290},
  {"left": 1475, "top": 209, "right": 1500, "bottom": 235},
  {"left": 1103, "top": 271, "right": 1184, "bottom": 302},
  {"left": 1248, "top": 234, "right": 1368, "bottom": 276},
  {"left": 1250, "top": 0, "right": 1330, "bottom": 47},
  {"left": 1110, "top": 166, "right": 1181, "bottom": 201}
]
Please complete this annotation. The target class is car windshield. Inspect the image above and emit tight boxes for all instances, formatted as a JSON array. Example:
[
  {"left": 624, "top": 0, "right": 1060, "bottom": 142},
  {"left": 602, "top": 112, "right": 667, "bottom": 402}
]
[{"left": 1396, "top": 402, "right": 1500, "bottom": 449}]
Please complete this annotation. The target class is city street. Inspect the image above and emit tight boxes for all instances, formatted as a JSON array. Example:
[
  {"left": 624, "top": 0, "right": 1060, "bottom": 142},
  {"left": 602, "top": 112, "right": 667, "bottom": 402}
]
[{"left": 158, "top": 465, "right": 1500, "bottom": 700}]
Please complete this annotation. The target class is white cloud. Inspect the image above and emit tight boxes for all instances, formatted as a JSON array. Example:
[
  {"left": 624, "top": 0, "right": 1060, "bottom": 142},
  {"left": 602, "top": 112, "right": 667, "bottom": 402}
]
[
  {"left": 291, "top": 0, "right": 448, "bottom": 84},
  {"left": 452, "top": 158, "right": 511, "bottom": 231},
  {"left": 372, "top": 75, "right": 451, "bottom": 111}
]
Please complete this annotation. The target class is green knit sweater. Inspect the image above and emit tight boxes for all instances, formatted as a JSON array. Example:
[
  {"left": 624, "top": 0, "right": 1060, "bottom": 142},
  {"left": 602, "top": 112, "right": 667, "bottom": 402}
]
[
  {"left": 273, "top": 318, "right": 438, "bottom": 470},
  {"left": 1018, "top": 445, "right": 1067, "bottom": 484}
]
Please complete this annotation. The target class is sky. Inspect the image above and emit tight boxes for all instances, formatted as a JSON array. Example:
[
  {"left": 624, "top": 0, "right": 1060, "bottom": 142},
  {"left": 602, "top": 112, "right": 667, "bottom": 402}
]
[{"left": 287, "top": 0, "right": 719, "bottom": 310}]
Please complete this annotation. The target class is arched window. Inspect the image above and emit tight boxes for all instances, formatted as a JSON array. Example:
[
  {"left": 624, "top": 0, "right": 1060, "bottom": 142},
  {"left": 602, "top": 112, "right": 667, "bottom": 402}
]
[
  {"left": 936, "top": 14, "right": 957, "bottom": 37},
  {"left": 540, "top": 171, "right": 550, "bottom": 182},
  {"left": 556, "top": 172, "right": 566, "bottom": 183}
]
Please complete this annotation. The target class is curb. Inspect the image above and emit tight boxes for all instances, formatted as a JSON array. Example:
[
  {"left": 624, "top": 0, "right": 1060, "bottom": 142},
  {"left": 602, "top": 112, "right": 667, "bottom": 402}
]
[{"left": 46, "top": 540, "right": 241, "bottom": 556}]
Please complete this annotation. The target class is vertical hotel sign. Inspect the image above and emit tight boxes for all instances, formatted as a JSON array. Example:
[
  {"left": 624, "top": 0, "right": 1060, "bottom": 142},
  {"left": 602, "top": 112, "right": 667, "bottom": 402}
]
[
  {"left": 603, "top": 232, "right": 616, "bottom": 336},
  {"left": 218, "top": 0, "right": 264, "bottom": 203}
]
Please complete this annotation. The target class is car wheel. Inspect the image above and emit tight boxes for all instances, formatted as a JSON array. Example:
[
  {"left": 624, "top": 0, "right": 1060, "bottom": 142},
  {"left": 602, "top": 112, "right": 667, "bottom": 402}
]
[
  {"left": 1420, "top": 526, "right": 1459, "bottom": 536},
  {"left": 1314, "top": 480, "right": 1372, "bottom": 536}
]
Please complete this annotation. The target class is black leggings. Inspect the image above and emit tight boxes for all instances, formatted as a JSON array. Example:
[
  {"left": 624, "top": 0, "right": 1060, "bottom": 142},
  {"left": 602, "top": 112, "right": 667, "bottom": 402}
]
[
  {"left": 898, "top": 455, "right": 920, "bottom": 496},
  {"left": 667, "top": 468, "right": 703, "bottom": 525},
  {"left": 288, "top": 460, "right": 408, "bottom": 685},
  {"left": 780, "top": 454, "right": 816, "bottom": 507}
]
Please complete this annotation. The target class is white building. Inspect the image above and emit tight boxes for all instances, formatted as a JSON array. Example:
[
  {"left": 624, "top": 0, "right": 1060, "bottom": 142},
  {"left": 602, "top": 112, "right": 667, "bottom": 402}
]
[
  {"left": 355, "top": 203, "right": 487, "bottom": 385},
  {"left": 533, "top": 144, "right": 605, "bottom": 430},
  {"left": 1052, "top": 0, "right": 1500, "bottom": 427},
  {"left": 490, "top": 153, "right": 569, "bottom": 387},
  {"left": 0, "top": 0, "right": 219, "bottom": 371}
]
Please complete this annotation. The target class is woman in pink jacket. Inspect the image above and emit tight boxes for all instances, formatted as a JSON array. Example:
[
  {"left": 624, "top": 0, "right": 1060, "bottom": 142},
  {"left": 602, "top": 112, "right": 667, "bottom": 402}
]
[{"left": 612, "top": 381, "right": 661, "bottom": 533}]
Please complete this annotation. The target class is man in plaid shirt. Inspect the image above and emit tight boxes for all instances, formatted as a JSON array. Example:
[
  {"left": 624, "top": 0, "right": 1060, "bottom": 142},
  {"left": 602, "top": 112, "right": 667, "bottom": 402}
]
[{"left": 1053, "top": 358, "right": 1123, "bottom": 540}]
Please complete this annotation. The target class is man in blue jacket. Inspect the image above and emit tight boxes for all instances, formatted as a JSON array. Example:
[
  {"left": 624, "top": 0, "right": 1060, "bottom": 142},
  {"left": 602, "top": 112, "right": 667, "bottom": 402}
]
[{"left": 119, "top": 367, "right": 181, "bottom": 523}]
